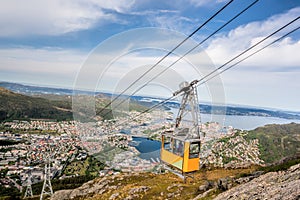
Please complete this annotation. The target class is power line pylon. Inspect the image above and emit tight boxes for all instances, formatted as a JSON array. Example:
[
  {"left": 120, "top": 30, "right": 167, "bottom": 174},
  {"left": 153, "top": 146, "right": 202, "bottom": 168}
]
[
  {"left": 40, "top": 161, "right": 53, "bottom": 200},
  {"left": 40, "top": 137, "right": 53, "bottom": 200},
  {"left": 24, "top": 173, "right": 33, "bottom": 198}
]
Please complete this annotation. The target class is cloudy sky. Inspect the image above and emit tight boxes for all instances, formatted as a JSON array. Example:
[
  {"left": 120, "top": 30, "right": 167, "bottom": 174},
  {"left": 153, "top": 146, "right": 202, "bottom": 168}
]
[{"left": 0, "top": 0, "right": 300, "bottom": 111}]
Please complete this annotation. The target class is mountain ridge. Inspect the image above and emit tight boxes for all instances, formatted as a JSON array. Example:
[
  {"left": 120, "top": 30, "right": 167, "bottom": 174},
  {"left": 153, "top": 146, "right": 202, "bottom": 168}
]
[
  {"left": 1, "top": 81, "right": 300, "bottom": 120},
  {"left": 0, "top": 87, "right": 73, "bottom": 121}
]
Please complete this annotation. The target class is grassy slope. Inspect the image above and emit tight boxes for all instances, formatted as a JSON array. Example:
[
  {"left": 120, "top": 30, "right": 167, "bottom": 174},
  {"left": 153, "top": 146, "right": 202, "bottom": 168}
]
[
  {"left": 89, "top": 167, "right": 258, "bottom": 200},
  {"left": 243, "top": 123, "right": 300, "bottom": 163},
  {"left": 0, "top": 87, "right": 148, "bottom": 122},
  {"left": 0, "top": 87, "right": 73, "bottom": 121}
]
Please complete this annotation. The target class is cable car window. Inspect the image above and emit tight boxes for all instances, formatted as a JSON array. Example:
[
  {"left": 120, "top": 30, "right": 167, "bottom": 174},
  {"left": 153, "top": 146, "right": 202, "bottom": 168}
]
[
  {"left": 164, "top": 136, "right": 171, "bottom": 151},
  {"left": 173, "top": 139, "right": 184, "bottom": 156},
  {"left": 189, "top": 142, "right": 200, "bottom": 158}
]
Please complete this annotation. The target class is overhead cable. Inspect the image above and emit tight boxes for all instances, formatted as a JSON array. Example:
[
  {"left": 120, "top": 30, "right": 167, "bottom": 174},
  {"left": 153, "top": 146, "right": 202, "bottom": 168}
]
[{"left": 97, "top": 0, "right": 235, "bottom": 116}]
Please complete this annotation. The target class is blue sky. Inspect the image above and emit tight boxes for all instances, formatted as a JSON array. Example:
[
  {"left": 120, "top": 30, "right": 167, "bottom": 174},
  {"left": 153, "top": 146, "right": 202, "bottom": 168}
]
[{"left": 0, "top": 0, "right": 300, "bottom": 111}]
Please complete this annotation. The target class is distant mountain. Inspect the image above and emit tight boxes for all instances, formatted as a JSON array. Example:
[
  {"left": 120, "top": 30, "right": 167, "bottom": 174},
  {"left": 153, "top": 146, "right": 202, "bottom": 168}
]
[
  {"left": 139, "top": 97, "right": 300, "bottom": 120},
  {"left": 1, "top": 81, "right": 300, "bottom": 120},
  {"left": 0, "top": 87, "right": 73, "bottom": 121},
  {"left": 0, "top": 81, "right": 83, "bottom": 95},
  {"left": 201, "top": 104, "right": 300, "bottom": 120},
  {"left": 0, "top": 84, "right": 147, "bottom": 122}
]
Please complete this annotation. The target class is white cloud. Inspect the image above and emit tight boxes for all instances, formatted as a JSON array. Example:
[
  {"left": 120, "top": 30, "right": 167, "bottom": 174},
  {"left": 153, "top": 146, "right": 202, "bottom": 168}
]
[
  {"left": 148, "top": 14, "right": 198, "bottom": 35},
  {"left": 221, "top": 67, "right": 300, "bottom": 111},
  {"left": 0, "top": 0, "right": 135, "bottom": 36},
  {"left": 189, "top": 0, "right": 227, "bottom": 7},
  {"left": 1, "top": 6, "right": 300, "bottom": 110},
  {"left": 206, "top": 7, "right": 300, "bottom": 66},
  {"left": 202, "top": 7, "right": 300, "bottom": 111},
  {"left": 0, "top": 47, "right": 85, "bottom": 87},
  {"left": 0, "top": 48, "right": 83, "bottom": 72},
  {"left": 0, "top": 45, "right": 214, "bottom": 98},
  {"left": 128, "top": 9, "right": 179, "bottom": 16}
]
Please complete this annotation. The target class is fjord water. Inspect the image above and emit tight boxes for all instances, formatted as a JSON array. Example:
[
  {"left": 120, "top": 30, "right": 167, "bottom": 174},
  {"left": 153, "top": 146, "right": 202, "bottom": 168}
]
[
  {"left": 133, "top": 113, "right": 300, "bottom": 161},
  {"left": 201, "top": 114, "right": 300, "bottom": 130},
  {"left": 132, "top": 137, "right": 161, "bottom": 161}
]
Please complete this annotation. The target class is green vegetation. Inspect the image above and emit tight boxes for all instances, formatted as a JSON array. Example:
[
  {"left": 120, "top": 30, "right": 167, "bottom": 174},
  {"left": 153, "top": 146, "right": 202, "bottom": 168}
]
[
  {"left": 128, "top": 100, "right": 148, "bottom": 112},
  {"left": 0, "top": 87, "right": 148, "bottom": 122},
  {"left": 64, "top": 155, "right": 105, "bottom": 177},
  {"left": 0, "top": 140, "right": 22, "bottom": 146},
  {"left": 0, "top": 169, "right": 21, "bottom": 198},
  {"left": 0, "top": 155, "right": 105, "bottom": 199},
  {"left": 222, "top": 156, "right": 238, "bottom": 164},
  {"left": 0, "top": 124, "right": 59, "bottom": 135},
  {"left": 90, "top": 167, "right": 259, "bottom": 200},
  {"left": 94, "top": 145, "right": 125, "bottom": 162},
  {"left": 20, "top": 155, "right": 105, "bottom": 198},
  {"left": 243, "top": 123, "right": 300, "bottom": 164},
  {"left": 218, "top": 136, "right": 232, "bottom": 143},
  {"left": 235, "top": 158, "right": 300, "bottom": 179},
  {"left": 258, "top": 158, "right": 300, "bottom": 173},
  {"left": 95, "top": 99, "right": 147, "bottom": 120},
  {"left": 0, "top": 185, "right": 21, "bottom": 200},
  {"left": 31, "top": 175, "right": 95, "bottom": 196},
  {"left": 0, "top": 87, "right": 73, "bottom": 122}
]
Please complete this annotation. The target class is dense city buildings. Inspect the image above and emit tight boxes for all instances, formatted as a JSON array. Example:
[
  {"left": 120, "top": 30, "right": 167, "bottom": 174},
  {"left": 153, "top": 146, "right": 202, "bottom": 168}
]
[{"left": 0, "top": 110, "right": 239, "bottom": 194}]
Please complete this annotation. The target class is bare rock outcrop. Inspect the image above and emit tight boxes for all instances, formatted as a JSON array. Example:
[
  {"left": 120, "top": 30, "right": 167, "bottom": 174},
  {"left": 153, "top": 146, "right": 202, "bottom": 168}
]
[
  {"left": 50, "top": 189, "right": 72, "bottom": 200},
  {"left": 214, "top": 163, "right": 300, "bottom": 200},
  {"left": 50, "top": 164, "right": 300, "bottom": 200},
  {"left": 50, "top": 177, "right": 109, "bottom": 200}
]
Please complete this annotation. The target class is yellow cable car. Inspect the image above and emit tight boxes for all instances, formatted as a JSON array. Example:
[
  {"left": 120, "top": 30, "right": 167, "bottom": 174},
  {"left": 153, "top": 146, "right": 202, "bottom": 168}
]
[
  {"left": 160, "top": 81, "right": 202, "bottom": 174},
  {"left": 161, "top": 132, "right": 201, "bottom": 173}
]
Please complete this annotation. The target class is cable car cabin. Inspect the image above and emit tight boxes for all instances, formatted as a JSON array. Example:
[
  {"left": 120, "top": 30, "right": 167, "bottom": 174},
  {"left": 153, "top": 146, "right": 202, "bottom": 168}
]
[
  {"left": 161, "top": 80, "right": 202, "bottom": 174},
  {"left": 161, "top": 131, "right": 201, "bottom": 173}
]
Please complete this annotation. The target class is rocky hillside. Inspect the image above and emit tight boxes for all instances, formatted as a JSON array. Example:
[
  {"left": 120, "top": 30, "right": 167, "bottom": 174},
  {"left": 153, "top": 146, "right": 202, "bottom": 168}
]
[
  {"left": 214, "top": 163, "right": 300, "bottom": 200},
  {"left": 49, "top": 162, "right": 300, "bottom": 200}
]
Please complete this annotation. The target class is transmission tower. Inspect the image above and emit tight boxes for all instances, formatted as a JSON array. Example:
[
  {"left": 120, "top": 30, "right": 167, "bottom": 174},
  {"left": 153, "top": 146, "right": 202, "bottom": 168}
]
[
  {"left": 40, "top": 161, "right": 53, "bottom": 200},
  {"left": 23, "top": 173, "right": 33, "bottom": 198},
  {"left": 40, "top": 137, "right": 53, "bottom": 200}
]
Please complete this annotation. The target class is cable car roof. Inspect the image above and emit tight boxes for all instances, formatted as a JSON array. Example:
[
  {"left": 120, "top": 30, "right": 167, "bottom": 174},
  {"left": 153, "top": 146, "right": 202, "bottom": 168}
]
[{"left": 162, "top": 132, "right": 201, "bottom": 142}]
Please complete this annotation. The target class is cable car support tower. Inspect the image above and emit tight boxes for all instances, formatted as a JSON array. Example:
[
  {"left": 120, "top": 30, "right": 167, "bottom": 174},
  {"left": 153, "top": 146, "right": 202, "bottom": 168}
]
[{"left": 161, "top": 80, "right": 203, "bottom": 181}]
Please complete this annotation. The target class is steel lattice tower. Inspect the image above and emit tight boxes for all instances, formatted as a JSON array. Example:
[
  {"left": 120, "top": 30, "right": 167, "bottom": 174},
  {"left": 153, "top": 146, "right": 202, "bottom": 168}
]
[
  {"left": 40, "top": 138, "right": 53, "bottom": 200},
  {"left": 40, "top": 161, "right": 53, "bottom": 200},
  {"left": 174, "top": 81, "right": 201, "bottom": 140},
  {"left": 24, "top": 173, "right": 33, "bottom": 198}
]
